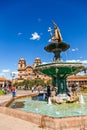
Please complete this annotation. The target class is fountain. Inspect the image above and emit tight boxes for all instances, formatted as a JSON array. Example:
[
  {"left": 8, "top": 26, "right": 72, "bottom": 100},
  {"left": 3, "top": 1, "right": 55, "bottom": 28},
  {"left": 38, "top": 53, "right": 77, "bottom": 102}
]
[
  {"left": 48, "top": 97, "right": 52, "bottom": 105},
  {"left": 79, "top": 94, "right": 85, "bottom": 104},
  {"left": 4, "top": 21, "right": 87, "bottom": 130},
  {"left": 36, "top": 21, "right": 85, "bottom": 99}
]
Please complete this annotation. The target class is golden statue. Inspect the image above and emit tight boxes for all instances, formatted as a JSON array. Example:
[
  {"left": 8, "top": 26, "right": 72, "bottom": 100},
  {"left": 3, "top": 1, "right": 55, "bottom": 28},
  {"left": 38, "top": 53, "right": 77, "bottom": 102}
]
[{"left": 51, "top": 20, "right": 63, "bottom": 43}]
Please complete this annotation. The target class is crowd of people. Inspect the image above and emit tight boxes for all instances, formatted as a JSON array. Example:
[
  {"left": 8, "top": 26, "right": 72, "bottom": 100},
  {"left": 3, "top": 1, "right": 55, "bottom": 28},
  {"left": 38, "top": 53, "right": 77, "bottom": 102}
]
[
  {"left": 0, "top": 81, "right": 81, "bottom": 100},
  {"left": 0, "top": 82, "right": 16, "bottom": 98},
  {"left": 0, "top": 82, "right": 11, "bottom": 94}
]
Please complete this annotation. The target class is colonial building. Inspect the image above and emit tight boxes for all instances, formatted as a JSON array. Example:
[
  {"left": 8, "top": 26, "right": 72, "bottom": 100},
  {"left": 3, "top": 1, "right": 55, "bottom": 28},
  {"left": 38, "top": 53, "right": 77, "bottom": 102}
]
[
  {"left": 67, "top": 75, "right": 87, "bottom": 87},
  {"left": 0, "top": 77, "right": 11, "bottom": 87},
  {"left": 16, "top": 57, "right": 87, "bottom": 87},
  {"left": 17, "top": 57, "right": 51, "bottom": 83}
]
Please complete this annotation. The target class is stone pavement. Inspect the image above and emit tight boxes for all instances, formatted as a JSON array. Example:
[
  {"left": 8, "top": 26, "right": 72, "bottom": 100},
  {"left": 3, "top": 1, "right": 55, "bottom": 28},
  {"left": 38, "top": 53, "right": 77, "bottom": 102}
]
[
  {"left": 0, "top": 90, "right": 31, "bottom": 106},
  {"left": 0, "top": 90, "right": 52, "bottom": 130},
  {"left": 0, "top": 112, "right": 52, "bottom": 130}
]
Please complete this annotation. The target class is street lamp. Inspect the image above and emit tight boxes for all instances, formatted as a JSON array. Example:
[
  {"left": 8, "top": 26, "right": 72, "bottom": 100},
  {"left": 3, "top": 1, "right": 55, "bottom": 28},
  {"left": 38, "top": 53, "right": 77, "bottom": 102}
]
[{"left": 10, "top": 72, "right": 16, "bottom": 86}]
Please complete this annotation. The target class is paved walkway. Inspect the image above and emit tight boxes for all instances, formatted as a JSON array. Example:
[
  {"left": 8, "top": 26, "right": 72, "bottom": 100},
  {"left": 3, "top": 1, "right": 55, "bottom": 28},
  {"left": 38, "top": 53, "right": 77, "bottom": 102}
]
[
  {"left": 0, "top": 90, "right": 52, "bottom": 130},
  {"left": 0, "top": 90, "right": 32, "bottom": 106},
  {"left": 0, "top": 112, "right": 51, "bottom": 130}
]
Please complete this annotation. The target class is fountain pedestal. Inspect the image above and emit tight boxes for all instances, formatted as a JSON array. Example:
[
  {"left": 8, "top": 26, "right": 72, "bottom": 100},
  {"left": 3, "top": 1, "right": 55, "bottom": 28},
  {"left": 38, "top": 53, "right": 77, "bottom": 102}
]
[
  {"left": 52, "top": 76, "right": 67, "bottom": 94},
  {"left": 44, "top": 40, "right": 70, "bottom": 94},
  {"left": 44, "top": 42, "right": 70, "bottom": 61}
]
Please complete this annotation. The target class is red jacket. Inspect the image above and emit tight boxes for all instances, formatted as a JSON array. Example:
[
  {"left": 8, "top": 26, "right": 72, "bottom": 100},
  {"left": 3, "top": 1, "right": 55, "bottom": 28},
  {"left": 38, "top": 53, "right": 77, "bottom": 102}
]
[{"left": 11, "top": 86, "right": 15, "bottom": 92}]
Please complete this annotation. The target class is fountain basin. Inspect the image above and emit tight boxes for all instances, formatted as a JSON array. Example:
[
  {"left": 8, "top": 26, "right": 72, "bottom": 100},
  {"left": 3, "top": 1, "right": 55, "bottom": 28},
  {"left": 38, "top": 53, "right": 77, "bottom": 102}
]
[
  {"left": 7, "top": 94, "right": 87, "bottom": 118},
  {"left": 44, "top": 42, "right": 70, "bottom": 52},
  {"left": 36, "top": 62, "right": 84, "bottom": 76},
  {"left": 1, "top": 93, "right": 87, "bottom": 130},
  {"left": 0, "top": 95, "right": 87, "bottom": 130}
]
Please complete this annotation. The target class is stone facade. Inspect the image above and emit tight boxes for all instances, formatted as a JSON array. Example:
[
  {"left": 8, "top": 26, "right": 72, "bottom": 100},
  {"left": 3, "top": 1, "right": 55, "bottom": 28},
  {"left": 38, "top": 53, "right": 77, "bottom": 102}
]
[
  {"left": 67, "top": 75, "right": 87, "bottom": 86},
  {"left": 0, "top": 77, "right": 11, "bottom": 87},
  {"left": 17, "top": 57, "right": 51, "bottom": 83},
  {"left": 16, "top": 57, "right": 87, "bottom": 86}
]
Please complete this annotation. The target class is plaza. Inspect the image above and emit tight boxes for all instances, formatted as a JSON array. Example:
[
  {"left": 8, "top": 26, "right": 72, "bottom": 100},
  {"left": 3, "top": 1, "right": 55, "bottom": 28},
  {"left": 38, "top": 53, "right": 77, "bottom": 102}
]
[
  {"left": 0, "top": 90, "right": 53, "bottom": 130},
  {"left": 0, "top": 1, "right": 87, "bottom": 129}
]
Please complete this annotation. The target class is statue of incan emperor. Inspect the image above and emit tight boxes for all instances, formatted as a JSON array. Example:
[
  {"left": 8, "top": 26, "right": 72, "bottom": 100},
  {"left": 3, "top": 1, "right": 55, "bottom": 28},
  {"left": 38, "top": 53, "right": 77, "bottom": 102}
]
[{"left": 51, "top": 20, "right": 63, "bottom": 43}]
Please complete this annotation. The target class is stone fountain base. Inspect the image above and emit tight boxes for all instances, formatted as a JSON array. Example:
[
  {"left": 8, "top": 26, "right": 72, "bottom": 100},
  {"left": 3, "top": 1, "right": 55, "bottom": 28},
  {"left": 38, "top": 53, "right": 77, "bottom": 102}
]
[
  {"left": 0, "top": 94, "right": 86, "bottom": 130},
  {"left": 49, "top": 92, "right": 79, "bottom": 104},
  {"left": 0, "top": 106, "right": 87, "bottom": 130}
]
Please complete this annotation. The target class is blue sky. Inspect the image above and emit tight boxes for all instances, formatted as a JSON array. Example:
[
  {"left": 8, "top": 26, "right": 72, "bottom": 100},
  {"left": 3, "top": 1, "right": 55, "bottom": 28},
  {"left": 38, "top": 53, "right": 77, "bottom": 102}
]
[{"left": 0, "top": 0, "right": 87, "bottom": 79}]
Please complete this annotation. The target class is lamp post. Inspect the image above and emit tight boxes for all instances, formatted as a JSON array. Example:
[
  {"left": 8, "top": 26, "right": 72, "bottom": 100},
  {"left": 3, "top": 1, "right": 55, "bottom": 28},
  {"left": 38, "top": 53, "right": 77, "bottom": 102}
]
[{"left": 10, "top": 72, "right": 16, "bottom": 86}]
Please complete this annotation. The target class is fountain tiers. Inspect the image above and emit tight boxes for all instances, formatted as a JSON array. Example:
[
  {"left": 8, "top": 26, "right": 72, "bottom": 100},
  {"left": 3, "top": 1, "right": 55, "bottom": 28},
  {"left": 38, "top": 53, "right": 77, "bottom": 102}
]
[
  {"left": 44, "top": 42, "right": 70, "bottom": 61},
  {"left": 36, "top": 62, "right": 85, "bottom": 94},
  {"left": 36, "top": 21, "right": 85, "bottom": 94}
]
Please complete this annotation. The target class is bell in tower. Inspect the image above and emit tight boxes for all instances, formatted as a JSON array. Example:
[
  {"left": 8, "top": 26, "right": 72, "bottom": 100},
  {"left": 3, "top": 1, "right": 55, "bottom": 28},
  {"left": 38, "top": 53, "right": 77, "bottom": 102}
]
[
  {"left": 33, "top": 57, "right": 41, "bottom": 67},
  {"left": 18, "top": 58, "right": 26, "bottom": 80}
]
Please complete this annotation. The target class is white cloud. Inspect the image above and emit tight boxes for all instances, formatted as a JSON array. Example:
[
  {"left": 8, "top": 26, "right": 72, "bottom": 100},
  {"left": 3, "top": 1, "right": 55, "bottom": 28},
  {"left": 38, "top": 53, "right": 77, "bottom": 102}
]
[
  {"left": 42, "top": 62, "right": 48, "bottom": 64},
  {"left": 81, "top": 60, "right": 87, "bottom": 64},
  {"left": 30, "top": 32, "right": 40, "bottom": 40},
  {"left": 66, "top": 60, "right": 80, "bottom": 62},
  {"left": 2, "top": 69, "right": 10, "bottom": 73},
  {"left": 0, "top": 73, "right": 5, "bottom": 77},
  {"left": 66, "top": 60, "right": 87, "bottom": 65},
  {"left": 48, "top": 27, "right": 52, "bottom": 32},
  {"left": 48, "top": 39, "right": 51, "bottom": 42},
  {"left": 48, "top": 27, "right": 52, "bottom": 37},
  {"left": 0, "top": 70, "right": 18, "bottom": 79},
  {"left": 77, "top": 71, "right": 85, "bottom": 76},
  {"left": 17, "top": 32, "right": 22, "bottom": 36},
  {"left": 71, "top": 48, "right": 79, "bottom": 52}
]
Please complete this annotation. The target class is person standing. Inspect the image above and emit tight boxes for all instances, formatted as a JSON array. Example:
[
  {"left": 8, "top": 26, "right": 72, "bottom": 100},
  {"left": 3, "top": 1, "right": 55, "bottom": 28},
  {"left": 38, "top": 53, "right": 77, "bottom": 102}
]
[
  {"left": 11, "top": 86, "right": 16, "bottom": 98},
  {"left": 47, "top": 86, "right": 51, "bottom": 98},
  {"left": 32, "top": 86, "right": 34, "bottom": 92}
]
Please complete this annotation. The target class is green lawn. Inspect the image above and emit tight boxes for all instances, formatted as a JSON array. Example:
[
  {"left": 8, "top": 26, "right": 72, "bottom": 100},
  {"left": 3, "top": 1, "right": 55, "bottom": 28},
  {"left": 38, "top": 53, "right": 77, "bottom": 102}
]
[
  {"left": 80, "top": 85, "right": 87, "bottom": 93},
  {"left": 0, "top": 90, "right": 4, "bottom": 95}
]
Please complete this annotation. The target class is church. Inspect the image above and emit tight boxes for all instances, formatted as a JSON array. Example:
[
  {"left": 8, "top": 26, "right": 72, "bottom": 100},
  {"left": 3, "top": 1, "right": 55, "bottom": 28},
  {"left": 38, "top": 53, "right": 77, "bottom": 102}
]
[
  {"left": 16, "top": 57, "right": 51, "bottom": 83},
  {"left": 15, "top": 57, "right": 87, "bottom": 88}
]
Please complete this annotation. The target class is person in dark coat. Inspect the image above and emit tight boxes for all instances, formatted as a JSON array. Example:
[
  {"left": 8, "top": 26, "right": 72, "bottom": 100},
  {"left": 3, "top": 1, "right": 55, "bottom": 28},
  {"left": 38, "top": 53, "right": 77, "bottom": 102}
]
[{"left": 47, "top": 86, "right": 51, "bottom": 98}]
